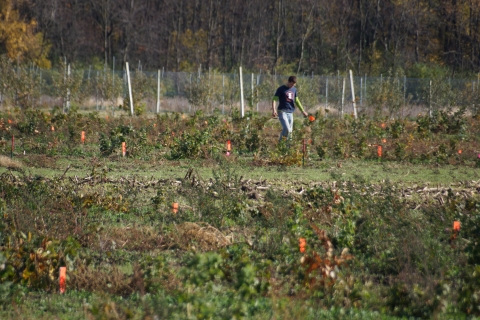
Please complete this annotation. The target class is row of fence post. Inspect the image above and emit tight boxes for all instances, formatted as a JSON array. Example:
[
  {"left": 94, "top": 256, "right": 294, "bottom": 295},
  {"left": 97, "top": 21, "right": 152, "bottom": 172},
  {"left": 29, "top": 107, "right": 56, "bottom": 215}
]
[{"left": 2, "top": 60, "right": 480, "bottom": 117}]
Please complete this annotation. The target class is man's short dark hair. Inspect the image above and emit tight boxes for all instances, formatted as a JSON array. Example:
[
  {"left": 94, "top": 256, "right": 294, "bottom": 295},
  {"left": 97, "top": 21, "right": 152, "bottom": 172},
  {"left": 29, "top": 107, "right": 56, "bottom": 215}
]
[{"left": 288, "top": 76, "right": 297, "bottom": 84}]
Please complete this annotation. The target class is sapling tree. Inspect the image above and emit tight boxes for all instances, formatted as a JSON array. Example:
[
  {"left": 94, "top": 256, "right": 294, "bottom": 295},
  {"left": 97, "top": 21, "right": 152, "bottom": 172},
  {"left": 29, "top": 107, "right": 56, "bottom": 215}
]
[
  {"left": 367, "top": 73, "right": 411, "bottom": 119},
  {"left": 0, "top": 55, "right": 43, "bottom": 108},
  {"left": 50, "top": 60, "right": 85, "bottom": 112},
  {"left": 185, "top": 74, "right": 213, "bottom": 113}
]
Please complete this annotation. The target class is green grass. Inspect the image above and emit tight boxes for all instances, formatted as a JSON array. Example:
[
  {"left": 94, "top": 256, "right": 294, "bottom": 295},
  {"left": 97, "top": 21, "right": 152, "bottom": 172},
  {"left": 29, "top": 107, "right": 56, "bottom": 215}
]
[{"left": 4, "top": 154, "right": 479, "bottom": 185}]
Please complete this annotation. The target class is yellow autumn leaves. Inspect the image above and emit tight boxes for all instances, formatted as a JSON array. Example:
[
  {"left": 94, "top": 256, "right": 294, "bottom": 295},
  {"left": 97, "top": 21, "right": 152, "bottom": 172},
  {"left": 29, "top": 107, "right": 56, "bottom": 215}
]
[{"left": 0, "top": 0, "right": 50, "bottom": 68}]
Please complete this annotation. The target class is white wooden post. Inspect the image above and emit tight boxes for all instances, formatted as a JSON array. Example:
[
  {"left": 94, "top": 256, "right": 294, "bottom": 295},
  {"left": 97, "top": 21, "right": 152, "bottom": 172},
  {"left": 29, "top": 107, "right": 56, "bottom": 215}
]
[
  {"left": 112, "top": 57, "right": 115, "bottom": 87},
  {"left": 403, "top": 75, "right": 406, "bottom": 118},
  {"left": 473, "top": 81, "right": 475, "bottom": 112},
  {"left": 156, "top": 69, "right": 161, "bottom": 113},
  {"left": 112, "top": 58, "right": 115, "bottom": 114},
  {"left": 360, "top": 78, "right": 363, "bottom": 106},
  {"left": 239, "top": 66, "right": 245, "bottom": 118},
  {"left": 126, "top": 62, "right": 134, "bottom": 116},
  {"left": 256, "top": 73, "right": 260, "bottom": 111},
  {"left": 341, "top": 77, "right": 346, "bottom": 117},
  {"left": 39, "top": 71, "right": 42, "bottom": 104},
  {"left": 349, "top": 70, "right": 357, "bottom": 119},
  {"left": 325, "top": 77, "right": 328, "bottom": 109},
  {"left": 251, "top": 73, "right": 254, "bottom": 109},
  {"left": 222, "top": 74, "right": 225, "bottom": 115},
  {"left": 66, "top": 64, "right": 71, "bottom": 112},
  {"left": 189, "top": 74, "right": 192, "bottom": 113},
  {"left": 364, "top": 74, "right": 367, "bottom": 102},
  {"left": 96, "top": 71, "right": 99, "bottom": 111},
  {"left": 429, "top": 80, "right": 432, "bottom": 117}
]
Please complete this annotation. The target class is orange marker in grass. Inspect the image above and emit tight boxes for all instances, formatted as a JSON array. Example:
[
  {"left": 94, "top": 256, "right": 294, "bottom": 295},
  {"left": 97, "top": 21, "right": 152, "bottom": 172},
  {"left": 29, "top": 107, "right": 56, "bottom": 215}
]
[
  {"left": 377, "top": 145, "right": 382, "bottom": 157},
  {"left": 172, "top": 202, "right": 179, "bottom": 214},
  {"left": 59, "top": 267, "right": 66, "bottom": 294},
  {"left": 299, "top": 238, "right": 306, "bottom": 253},
  {"left": 122, "top": 141, "right": 126, "bottom": 157},
  {"left": 81, "top": 131, "right": 85, "bottom": 143},
  {"left": 453, "top": 221, "right": 460, "bottom": 231},
  {"left": 226, "top": 140, "right": 231, "bottom": 156}
]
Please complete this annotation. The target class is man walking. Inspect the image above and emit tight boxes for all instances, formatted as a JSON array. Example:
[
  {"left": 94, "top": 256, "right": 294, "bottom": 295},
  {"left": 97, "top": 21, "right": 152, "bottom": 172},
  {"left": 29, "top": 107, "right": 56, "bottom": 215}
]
[{"left": 272, "top": 76, "right": 308, "bottom": 142}]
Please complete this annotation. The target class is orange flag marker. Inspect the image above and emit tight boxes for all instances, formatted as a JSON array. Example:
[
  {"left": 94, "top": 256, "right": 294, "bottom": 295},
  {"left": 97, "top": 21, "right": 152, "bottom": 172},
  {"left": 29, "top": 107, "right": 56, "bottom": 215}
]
[
  {"left": 122, "top": 141, "right": 126, "bottom": 157},
  {"left": 299, "top": 238, "right": 306, "bottom": 253},
  {"left": 458, "top": 149, "right": 462, "bottom": 154},
  {"left": 453, "top": 221, "right": 461, "bottom": 231},
  {"left": 172, "top": 202, "right": 179, "bottom": 214},
  {"left": 226, "top": 140, "right": 232, "bottom": 156},
  {"left": 81, "top": 131, "right": 85, "bottom": 143},
  {"left": 377, "top": 145, "right": 382, "bottom": 157},
  {"left": 59, "top": 267, "right": 66, "bottom": 294}
]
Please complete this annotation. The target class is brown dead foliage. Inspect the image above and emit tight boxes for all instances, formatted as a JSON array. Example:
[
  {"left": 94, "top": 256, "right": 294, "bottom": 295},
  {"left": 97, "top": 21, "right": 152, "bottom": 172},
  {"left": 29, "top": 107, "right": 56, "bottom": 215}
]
[
  {"left": 174, "top": 222, "right": 232, "bottom": 251},
  {"left": 301, "top": 225, "right": 353, "bottom": 288},
  {"left": 93, "top": 227, "right": 169, "bottom": 252},
  {"left": 0, "top": 155, "right": 22, "bottom": 168},
  {"left": 69, "top": 264, "right": 136, "bottom": 295},
  {"left": 21, "top": 154, "right": 57, "bottom": 168}
]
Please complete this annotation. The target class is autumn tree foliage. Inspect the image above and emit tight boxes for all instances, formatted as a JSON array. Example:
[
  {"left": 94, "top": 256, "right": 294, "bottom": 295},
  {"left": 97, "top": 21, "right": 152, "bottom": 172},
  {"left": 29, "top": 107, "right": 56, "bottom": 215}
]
[
  {"left": 3, "top": 0, "right": 480, "bottom": 75},
  {"left": 0, "top": 0, "right": 50, "bottom": 68}
]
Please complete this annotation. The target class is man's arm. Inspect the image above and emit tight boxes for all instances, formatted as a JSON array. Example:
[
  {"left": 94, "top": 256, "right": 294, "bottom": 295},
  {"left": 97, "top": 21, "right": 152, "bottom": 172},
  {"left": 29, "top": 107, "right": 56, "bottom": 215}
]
[
  {"left": 272, "top": 96, "right": 279, "bottom": 117},
  {"left": 295, "top": 97, "right": 308, "bottom": 117}
]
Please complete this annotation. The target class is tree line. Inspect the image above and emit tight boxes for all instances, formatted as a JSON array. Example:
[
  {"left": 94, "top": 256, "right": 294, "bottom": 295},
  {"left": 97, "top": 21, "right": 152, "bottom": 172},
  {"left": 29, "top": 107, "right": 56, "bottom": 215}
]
[{"left": 2, "top": 0, "right": 480, "bottom": 76}]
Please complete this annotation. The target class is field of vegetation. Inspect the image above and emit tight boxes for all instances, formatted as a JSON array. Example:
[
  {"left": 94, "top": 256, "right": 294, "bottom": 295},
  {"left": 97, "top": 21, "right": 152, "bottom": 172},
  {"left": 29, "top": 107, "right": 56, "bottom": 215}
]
[{"left": 0, "top": 106, "right": 480, "bottom": 319}]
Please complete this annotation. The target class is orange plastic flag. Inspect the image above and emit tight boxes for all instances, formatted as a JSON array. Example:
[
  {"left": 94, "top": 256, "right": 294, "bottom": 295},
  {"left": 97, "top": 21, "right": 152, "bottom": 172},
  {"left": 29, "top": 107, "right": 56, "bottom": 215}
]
[
  {"left": 59, "top": 267, "right": 66, "bottom": 294},
  {"left": 226, "top": 140, "right": 231, "bottom": 152},
  {"left": 299, "top": 238, "right": 306, "bottom": 253},
  {"left": 172, "top": 202, "right": 179, "bottom": 214},
  {"left": 81, "top": 131, "right": 85, "bottom": 143},
  {"left": 377, "top": 145, "right": 382, "bottom": 157},
  {"left": 122, "top": 142, "right": 126, "bottom": 157},
  {"left": 453, "top": 221, "right": 460, "bottom": 231}
]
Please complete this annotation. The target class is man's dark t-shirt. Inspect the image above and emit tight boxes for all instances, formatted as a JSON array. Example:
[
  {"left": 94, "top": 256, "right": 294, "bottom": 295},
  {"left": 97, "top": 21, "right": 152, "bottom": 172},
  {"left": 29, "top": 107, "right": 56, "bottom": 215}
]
[{"left": 274, "top": 85, "right": 297, "bottom": 113}]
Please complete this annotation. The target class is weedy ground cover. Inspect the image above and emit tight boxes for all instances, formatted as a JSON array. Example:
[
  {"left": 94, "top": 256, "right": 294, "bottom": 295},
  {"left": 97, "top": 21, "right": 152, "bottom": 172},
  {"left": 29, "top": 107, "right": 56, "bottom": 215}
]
[{"left": 0, "top": 108, "right": 479, "bottom": 319}]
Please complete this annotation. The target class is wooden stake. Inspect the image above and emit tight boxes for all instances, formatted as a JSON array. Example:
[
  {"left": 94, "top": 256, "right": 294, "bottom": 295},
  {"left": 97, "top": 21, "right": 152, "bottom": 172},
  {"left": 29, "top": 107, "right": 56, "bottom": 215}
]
[
  {"left": 349, "top": 70, "right": 358, "bottom": 119},
  {"left": 239, "top": 66, "right": 245, "bottom": 118},
  {"left": 302, "top": 139, "right": 306, "bottom": 166},
  {"left": 126, "top": 62, "right": 134, "bottom": 116}
]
